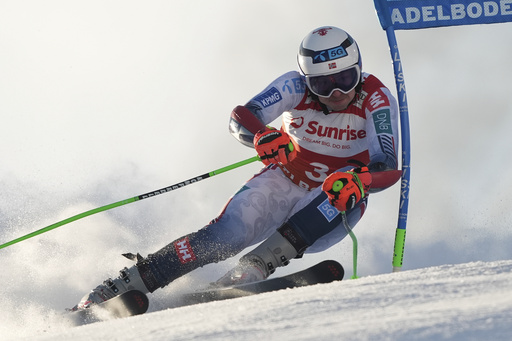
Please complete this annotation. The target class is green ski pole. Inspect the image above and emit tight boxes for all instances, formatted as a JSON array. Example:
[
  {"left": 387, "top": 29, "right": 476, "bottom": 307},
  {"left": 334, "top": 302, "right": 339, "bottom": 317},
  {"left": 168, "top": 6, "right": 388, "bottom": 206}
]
[
  {"left": 342, "top": 212, "right": 359, "bottom": 279},
  {"left": 0, "top": 155, "right": 260, "bottom": 250}
]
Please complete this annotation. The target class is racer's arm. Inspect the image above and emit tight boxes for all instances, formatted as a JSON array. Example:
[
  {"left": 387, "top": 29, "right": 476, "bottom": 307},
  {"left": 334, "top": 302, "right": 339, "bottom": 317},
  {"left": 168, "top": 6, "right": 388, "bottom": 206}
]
[
  {"left": 228, "top": 105, "right": 267, "bottom": 148},
  {"left": 228, "top": 71, "right": 306, "bottom": 148},
  {"left": 228, "top": 106, "right": 297, "bottom": 165},
  {"left": 364, "top": 81, "right": 401, "bottom": 192}
]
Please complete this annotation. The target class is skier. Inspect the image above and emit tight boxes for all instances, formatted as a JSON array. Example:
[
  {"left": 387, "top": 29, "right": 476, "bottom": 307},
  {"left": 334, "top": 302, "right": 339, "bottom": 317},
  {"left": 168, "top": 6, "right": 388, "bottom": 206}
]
[{"left": 70, "top": 26, "right": 400, "bottom": 311}]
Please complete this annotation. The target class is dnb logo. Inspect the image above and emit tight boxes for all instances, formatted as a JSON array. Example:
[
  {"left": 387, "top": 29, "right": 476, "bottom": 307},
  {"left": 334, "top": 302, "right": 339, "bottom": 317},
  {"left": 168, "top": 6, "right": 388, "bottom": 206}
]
[
  {"left": 174, "top": 237, "right": 197, "bottom": 264},
  {"left": 372, "top": 109, "right": 392, "bottom": 134}
]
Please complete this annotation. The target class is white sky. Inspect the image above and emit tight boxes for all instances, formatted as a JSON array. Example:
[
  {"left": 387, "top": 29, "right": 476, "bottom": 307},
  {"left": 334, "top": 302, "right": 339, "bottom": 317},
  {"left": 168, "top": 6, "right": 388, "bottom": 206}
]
[{"left": 1, "top": 0, "right": 512, "bottom": 285}]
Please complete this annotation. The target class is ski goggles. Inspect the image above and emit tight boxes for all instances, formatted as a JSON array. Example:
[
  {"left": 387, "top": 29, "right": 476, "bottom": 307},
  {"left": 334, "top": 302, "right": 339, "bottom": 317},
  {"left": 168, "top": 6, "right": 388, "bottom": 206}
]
[{"left": 305, "top": 65, "right": 361, "bottom": 98}]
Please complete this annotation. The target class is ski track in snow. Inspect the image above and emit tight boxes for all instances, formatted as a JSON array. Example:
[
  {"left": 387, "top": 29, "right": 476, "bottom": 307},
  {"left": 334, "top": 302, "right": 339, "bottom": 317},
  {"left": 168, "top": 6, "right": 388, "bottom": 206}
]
[{"left": 12, "top": 260, "right": 512, "bottom": 341}]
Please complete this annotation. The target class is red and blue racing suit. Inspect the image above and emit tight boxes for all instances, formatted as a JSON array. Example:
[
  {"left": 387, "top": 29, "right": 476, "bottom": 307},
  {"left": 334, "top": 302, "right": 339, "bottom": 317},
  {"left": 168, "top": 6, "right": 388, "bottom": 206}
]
[{"left": 136, "top": 71, "right": 399, "bottom": 292}]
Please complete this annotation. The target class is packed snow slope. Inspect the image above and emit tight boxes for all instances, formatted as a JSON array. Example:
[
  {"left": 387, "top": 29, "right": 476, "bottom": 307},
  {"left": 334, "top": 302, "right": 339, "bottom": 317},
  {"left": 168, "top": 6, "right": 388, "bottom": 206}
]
[
  {"left": 19, "top": 260, "right": 512, "bottom": 341},
  {"left": 2, "top": 1, "right": 512, "bottom": 341}
]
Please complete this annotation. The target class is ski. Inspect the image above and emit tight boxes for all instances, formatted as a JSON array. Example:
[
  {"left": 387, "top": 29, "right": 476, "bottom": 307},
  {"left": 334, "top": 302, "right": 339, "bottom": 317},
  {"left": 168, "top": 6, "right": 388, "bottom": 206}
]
[
  {"left": 68, "top": 260, "right": 343, "bottom": 323},
  {"left": 69, "top": 289, "right": 149, "bottom": 324},
  {"left": 181, "top": 260, "right": 344, "bottom": 305}
]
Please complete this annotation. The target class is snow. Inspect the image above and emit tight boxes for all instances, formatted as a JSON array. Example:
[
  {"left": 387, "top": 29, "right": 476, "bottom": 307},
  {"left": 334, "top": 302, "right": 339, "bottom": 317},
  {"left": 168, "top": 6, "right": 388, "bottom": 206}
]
[
  {"left": 1, "top": 1, "right": 512, "bottom": 340},
  {"left": 13, "top": 260, "right": 512, "bottom": 341}
]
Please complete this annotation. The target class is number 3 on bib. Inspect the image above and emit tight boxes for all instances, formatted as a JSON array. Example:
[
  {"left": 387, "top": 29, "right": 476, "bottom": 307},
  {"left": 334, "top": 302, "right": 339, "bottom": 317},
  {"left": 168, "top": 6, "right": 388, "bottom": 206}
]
[{"left": 305, "top": 162, "right": 330, "bottom": 185}]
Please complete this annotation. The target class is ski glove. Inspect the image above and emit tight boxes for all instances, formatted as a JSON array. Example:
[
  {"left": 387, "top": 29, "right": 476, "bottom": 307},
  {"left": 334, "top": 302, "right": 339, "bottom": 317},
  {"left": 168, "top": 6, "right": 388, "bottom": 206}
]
[
  {"left": 322, "top": 167, "right": 372, "bottom": 212},
  {"left": 254, "top": 128, "right": 297, "bottom": 166}
]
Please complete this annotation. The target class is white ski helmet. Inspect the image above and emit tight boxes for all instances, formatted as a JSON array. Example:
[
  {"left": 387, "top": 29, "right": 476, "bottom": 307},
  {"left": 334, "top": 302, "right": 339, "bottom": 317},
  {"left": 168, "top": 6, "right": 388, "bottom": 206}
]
[{"left": 298, "top": 26, "right": 362, "bottom": 97}]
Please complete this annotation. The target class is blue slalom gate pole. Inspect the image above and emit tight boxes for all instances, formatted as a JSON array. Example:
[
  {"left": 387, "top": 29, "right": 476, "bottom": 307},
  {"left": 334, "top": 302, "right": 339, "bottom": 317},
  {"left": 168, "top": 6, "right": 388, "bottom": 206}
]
[{"left": 384, "top": 26, "right": 411, "bottom": 272}]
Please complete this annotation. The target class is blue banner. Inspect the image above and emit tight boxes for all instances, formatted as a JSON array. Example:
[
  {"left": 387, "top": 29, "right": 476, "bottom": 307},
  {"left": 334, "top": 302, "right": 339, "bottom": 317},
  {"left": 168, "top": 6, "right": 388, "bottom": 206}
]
[{"left": 374, "top": 0, "right": 512, "bottom": 30}]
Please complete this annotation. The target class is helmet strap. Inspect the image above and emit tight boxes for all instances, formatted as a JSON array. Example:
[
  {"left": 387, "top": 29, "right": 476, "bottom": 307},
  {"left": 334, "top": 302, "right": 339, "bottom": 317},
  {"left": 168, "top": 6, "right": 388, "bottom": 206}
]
[
  {"left": 353, "top": 79, "right": 365, "bottom": 103},
  {"left": 308, "top": 90, "right": 331, "bottom": 115},
  {"left": 319, "top": 102, "right": 331, "bottom": 115}
]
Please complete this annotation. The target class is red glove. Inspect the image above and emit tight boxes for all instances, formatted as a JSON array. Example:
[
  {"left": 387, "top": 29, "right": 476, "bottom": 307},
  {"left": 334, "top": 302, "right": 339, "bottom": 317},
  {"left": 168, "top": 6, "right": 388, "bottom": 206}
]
[
  {"left": 254, "top": 128, "right": 297, "bottom": 166},
  {"left": 322, "top": 167, "right": 372, "bottom": 212}
]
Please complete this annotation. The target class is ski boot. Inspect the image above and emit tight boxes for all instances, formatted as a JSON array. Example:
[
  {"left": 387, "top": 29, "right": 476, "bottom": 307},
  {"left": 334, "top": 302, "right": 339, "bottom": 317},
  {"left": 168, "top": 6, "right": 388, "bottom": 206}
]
[
  {"left": 69, "top": 265, "right": 149, "bottom": 311},
  {"left": 214, "top": 255, "right": 268, "bottom": 287},
  {"left": 213, "top": 223, "right": 308, "bottom": 287}
]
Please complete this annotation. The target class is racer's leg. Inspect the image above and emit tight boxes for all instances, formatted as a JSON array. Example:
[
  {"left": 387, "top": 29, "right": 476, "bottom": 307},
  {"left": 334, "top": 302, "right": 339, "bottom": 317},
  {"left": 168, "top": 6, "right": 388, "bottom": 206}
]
[
  {"left": 215, "top": 183, "right": 367, "bottom": 285},
  {"left": 70, "top": 166, "right": 307, "bottom": 309}
]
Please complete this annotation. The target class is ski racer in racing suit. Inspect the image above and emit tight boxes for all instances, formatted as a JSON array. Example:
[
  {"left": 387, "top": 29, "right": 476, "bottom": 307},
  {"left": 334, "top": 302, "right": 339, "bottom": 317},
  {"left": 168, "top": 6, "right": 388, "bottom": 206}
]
[{"left": 70, "top": 26, "right": 401, "bottom": 311}]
